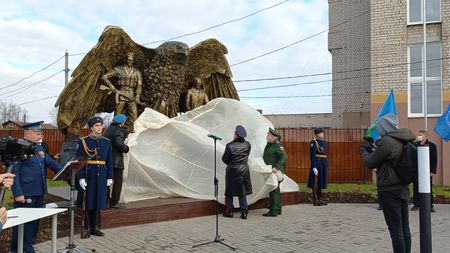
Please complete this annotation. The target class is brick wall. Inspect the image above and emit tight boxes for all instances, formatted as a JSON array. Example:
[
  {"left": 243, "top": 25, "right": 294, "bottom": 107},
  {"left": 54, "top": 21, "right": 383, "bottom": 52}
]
[{"left": 328, "top": 0, "right": 371, "bottom": 128}]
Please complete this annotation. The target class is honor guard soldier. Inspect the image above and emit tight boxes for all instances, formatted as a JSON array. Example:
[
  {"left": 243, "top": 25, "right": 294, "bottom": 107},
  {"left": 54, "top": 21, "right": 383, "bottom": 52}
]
[
  {"left": 11, "top": 121, "right": 62, "bottom": 253},
  {"left": 76, "top": 116, "right": 113, "bottom": 238},
  {"left": 307, "top": 127, "right": 329, "bottom": 206},
  {"left": 262, "top": 128, "right": 288, "bottom": 217}
]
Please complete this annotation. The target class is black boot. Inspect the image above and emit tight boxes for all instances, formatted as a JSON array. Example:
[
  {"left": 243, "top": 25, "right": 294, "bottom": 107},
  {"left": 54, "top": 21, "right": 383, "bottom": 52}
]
[
  {"left": 82, "top": 211, "right": 91, "bottom": 239},
  {"left": 90, "top": 211, "right": 105, "bottom": 237}
]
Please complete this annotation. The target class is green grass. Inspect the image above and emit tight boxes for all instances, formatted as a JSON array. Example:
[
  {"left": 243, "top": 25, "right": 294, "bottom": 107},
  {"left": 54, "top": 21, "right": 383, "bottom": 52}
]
[
  {"left": 2, "top": 179, "right": 68, "bottom": 208},
  {"left": 298, "top": 183, "right": 450, "bottom": 198}
]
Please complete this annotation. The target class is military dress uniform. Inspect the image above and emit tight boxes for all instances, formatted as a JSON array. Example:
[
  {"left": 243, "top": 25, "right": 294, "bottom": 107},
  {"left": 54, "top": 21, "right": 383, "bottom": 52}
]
[
  {"left": 307, "top": 128, "right": 329, "bottom": 206},
  {"left": 76, "top": 133, "right": 113, "bottom": 238},
  {"left": 11, "top": 121, "right": 62, "bottom": 253},
  {"left": 263, "top": 128, "right": 288, "bottom": 217}
]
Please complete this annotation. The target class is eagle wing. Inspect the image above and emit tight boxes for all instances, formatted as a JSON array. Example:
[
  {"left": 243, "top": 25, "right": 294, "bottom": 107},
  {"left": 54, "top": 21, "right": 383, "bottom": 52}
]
[
  {"left": 55, "top": 25, "right": 155, "bottom": 137},
  {"left": 184, "top": 38, "right": 239, "bottom": 102}
]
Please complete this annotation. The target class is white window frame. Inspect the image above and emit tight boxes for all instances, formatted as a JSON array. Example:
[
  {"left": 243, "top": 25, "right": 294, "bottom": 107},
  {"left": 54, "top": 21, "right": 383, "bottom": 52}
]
[
  {"left": 407, "top": 0, "right": 441, "bottom": 25},
  {"left": 407, "top": 42, "right": 442, "bottom": 118}
]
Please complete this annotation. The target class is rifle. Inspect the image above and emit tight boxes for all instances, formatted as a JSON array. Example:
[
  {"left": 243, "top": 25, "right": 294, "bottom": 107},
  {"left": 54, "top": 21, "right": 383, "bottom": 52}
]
[
  {"left": 99, "top": 84, "right": 143, "bottom": 105},
  {"left": 80, "top": 189, "right": 87, "bottom": 239},
  {"left": 313, "top": 175, "right": 318, "bottom": 206}
]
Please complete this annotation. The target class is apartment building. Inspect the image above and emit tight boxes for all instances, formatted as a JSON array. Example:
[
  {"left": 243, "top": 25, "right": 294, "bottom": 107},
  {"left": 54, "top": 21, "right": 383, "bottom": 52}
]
[{"left": 329, "top": 0, "right": 450, "bottom": 185}]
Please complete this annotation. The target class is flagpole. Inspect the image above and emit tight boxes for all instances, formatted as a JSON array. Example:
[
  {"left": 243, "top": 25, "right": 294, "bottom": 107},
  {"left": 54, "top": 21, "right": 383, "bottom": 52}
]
[{"left": 423, "top": 0, "right": 428, "bottom": 131}]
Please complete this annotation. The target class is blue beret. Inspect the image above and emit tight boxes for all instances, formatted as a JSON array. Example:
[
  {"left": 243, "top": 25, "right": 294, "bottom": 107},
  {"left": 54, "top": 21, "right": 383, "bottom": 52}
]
[
  {"left": 87, "top": 116, "right": 103, "bottom": 127},
  {"left": 113, "top": 114, "right": 127, "bottom": 124},
  {"left": 22, "top": 121, "right": 44, "bottom": 131},
  {"left": 268, "top": 128, "right": 281, "bottom": 138},
  {"left": 235, "top": 125, "right": 247, "bottom": 138}
]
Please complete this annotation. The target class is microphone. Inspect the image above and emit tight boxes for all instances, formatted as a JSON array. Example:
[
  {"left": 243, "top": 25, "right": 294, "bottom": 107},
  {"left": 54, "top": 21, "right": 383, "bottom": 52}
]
[{"left": 207, "top": 134, "right": 222, "bottom": 141}]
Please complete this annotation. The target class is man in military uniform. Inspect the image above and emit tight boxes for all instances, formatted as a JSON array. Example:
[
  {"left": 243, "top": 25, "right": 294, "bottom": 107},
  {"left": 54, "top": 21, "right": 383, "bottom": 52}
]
[
  {"left": 102, "top": 52, "right": 142, "bottom": 129},
  {"left": 307, "top": 128, "right": 329, "bottom": 206},
  {"left": 76, "top": 116, "right": 113, "bottom": 238},
  {"left": 262, "top": 128, "right": 288, "bottom": 217},
  {"left": 11, "top": 121, "right": 62, "bottom": 253}
]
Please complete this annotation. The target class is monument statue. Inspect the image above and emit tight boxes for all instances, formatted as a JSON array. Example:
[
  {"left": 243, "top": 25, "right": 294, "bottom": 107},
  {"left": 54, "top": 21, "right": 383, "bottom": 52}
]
[
  {"left": 101, "top": 52, "right": 142, "bottom": 129},
  {"left": 185, "top": 78, "right": 209, "bottom": 111},
  {"left": 55, "top": 25, "right": 239, "bottom": 138}
]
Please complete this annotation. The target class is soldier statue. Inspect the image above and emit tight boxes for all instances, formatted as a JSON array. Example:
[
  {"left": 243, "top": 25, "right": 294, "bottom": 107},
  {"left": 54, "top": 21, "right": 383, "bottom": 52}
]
[
  {"left": 185, "top": 78, "right": 209, "bottom": 111},
  {"left": 102, "top": 52, "right": 142, "bottom": 129}
]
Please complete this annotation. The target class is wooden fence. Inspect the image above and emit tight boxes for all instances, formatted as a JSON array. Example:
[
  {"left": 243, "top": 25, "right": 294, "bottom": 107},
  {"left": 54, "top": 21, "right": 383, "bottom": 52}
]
[{"left": 1, "top": 128, "right": 372, "bottom": 183}]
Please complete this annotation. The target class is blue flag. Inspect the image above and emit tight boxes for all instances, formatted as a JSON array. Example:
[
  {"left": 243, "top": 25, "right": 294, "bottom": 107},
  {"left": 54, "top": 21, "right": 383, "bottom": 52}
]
[
  {"left": 434, "top": 104, "right": 450, "bottom": 142},
  {"left": 365, "top": 89, "right": 397, "bottom": 140}
]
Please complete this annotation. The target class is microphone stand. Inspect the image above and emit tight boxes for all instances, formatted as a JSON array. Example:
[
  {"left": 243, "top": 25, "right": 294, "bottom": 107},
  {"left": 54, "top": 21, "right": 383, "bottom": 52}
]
[
  {"left": 192, "top": 137, "right": 236, "bottom": 251},
  {"left": 58, "top": 163, "right": 95, "bottom": 253}
]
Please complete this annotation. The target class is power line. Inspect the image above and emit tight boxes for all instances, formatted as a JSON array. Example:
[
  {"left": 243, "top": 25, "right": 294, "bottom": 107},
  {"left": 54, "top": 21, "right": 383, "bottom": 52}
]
[
  {"left": 233, "top": 57, "right": 444, "bottom": 88},
  {"left": 1, "top": 96, "right": 59, "bottom": 109},
  {"left": 142, "top": 0, "right": 290, "bottom": 45},
  {"left": 230, "top": 10, "right": 369, "bottom": 67},
  {"left": 0, "top": 70, "right": 64, "bottom": 98},
  {"left": 241, "top": 91, "right": 370, "bottom": 99},
  {"left": 0, "top": 55, "right": 64, "bottom": 90},
  {"left": 70, "top": 0, "right": 291, "bottom": 56}
]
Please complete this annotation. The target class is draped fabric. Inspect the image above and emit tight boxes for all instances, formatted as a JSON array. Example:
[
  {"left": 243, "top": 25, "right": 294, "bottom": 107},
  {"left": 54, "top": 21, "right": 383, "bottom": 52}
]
[{"left": 121, "top": 98, "right": 299, "bottom": 205}]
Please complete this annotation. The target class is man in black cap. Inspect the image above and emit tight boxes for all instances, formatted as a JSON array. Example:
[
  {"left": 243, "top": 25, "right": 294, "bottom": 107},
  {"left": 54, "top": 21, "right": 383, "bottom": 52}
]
[
  {"left": 262, "top": 128, "right": 288, "bottom": 217},
  {"left": 76, "top": 116, "right": 114, "bottom": 238},
  {"left": 222, "top": 125, "right": 252, "bottom": 220},
  {"left": 11, "top": 121, "right": 62, "bottom": 253},
  {"left": 103, "top": 114, "right": 130, "bottom": 209},
  {"left": 307, "top": 127, "right": 329, "bottom": 206}
]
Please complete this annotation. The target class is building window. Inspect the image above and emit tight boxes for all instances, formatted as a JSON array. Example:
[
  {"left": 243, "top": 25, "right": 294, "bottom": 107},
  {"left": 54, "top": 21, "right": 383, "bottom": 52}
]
[
  {"left": 408, "top": 42, "right": 442, "bottom": 117},
  {"left": 408, "top": 0, "right": 441, "bottom": 24}
]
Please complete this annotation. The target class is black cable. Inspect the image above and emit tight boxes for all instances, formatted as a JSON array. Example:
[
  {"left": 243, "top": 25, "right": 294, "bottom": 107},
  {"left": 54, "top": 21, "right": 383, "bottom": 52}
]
[
  {"left": 0, "top": 55, "right": 64, "bottom": 90},
  {"left": 0, "top": 70, "right": 64, "bottom": 98},
  {"left": 230, "top": 10, "right": 369, "bottom": 67},
  {"left": 143, "top": 0, "right": 290, "bottom": 45}
]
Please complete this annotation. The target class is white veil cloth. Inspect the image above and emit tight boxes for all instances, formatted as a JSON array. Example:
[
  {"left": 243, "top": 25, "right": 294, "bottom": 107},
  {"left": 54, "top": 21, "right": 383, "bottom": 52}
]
[{"left": 121, "top": 98, "right": 299, "bottom": 205}]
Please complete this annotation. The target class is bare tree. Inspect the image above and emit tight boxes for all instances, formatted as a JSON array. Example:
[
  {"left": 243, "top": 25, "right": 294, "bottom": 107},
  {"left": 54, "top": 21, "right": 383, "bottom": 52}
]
[{"left": 0, "top": 100, "right": 28, "bottom": 124}]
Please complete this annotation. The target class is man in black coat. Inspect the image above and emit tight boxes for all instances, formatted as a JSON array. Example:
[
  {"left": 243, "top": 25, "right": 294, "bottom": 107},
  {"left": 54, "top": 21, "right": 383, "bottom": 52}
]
[
  {"left": 104, "top": 114, "right": 130, "bottom": 209},
  {"left": 222, "top": 125, "right": 252, "bottom": 220},
  {"left": 411, "top": 130, "right": 438, "bottom": 212}
]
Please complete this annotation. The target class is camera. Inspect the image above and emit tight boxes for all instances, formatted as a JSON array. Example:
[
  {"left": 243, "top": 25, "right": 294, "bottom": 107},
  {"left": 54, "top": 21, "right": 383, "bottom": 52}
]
[{"left": 0, "top": 135, "right": 37, "bottom": 164}]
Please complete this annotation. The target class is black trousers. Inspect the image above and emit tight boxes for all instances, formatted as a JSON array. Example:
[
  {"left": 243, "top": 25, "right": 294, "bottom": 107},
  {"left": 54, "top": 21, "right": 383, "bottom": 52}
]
[
  {"left": 412, "top": 177, "right": 434, "bottom": 207},
  {"left": 379, "top": 188, "right": 411, "bottom": 253},
  {"left": 110, "top": 168, "right": 124, "bottom": 206}
]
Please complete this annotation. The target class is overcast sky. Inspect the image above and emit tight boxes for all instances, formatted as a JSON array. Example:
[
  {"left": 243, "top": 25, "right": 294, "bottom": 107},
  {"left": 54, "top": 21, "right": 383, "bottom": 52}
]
[{"left": 0, "top": 0, "right": 331, "bottom": 124}]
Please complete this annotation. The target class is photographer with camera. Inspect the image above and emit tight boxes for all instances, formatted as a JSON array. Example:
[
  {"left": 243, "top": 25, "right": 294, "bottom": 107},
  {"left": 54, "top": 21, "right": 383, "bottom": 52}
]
[
  {"left": 10, "top": 121, "right": 62, "bottom": 253},
  {"left": 0, "top": 172, "right": 15, "bottom": 234}
]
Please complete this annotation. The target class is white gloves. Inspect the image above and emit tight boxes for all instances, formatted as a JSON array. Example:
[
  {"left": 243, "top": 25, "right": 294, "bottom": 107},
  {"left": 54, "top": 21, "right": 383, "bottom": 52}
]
[
  {"left": 313, "top": 168, "right": 318, "bottom": 176},
  {"left": 107, "top": 179, "right": 113, "bottom": 187},
  {"left": 79, "top": 179, "right": 87, "bottom": 190}
]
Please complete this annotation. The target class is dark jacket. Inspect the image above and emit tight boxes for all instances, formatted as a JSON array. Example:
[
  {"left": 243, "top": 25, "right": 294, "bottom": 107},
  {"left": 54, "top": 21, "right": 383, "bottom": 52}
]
[
  {"left": 222, "top": 138, "right": 252, "bottom": 197},
  {"left": 103, "top": 123, "right": 129, "bottom": 169},
  {"left": 361, "top": 128, "right": 415, "bottom": 191},
  {"left": 415, "top": 140, "right": 438, "bottom": 174}
]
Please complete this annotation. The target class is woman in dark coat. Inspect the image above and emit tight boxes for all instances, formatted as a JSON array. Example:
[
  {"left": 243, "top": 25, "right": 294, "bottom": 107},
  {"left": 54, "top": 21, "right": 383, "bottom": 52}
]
[{"left": 222, "top": 125, "right": 252, "bottom": 220}]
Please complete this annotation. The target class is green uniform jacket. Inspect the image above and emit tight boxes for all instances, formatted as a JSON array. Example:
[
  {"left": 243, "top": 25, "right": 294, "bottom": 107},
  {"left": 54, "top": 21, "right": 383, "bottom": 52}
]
[{"left": 263, "top": 140, "right": 288, "bottom": 173}]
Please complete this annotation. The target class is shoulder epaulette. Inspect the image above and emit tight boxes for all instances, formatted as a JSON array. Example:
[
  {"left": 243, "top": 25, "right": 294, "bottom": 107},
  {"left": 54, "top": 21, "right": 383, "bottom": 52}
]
[{"left": 100, "top": 136, "right": 111, "bottom": 142}]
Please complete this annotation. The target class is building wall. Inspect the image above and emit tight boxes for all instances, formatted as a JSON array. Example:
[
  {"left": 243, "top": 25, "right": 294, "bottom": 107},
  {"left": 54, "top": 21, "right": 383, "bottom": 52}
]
[
  {"left": 328, "top": 0, "right": 371, "bottom": 128},
  {"left": 370, "top": 0, "right": 450, "bottom": 185},
  {"left": 264, "top": 113, "right": 334, "bottom": 128}
]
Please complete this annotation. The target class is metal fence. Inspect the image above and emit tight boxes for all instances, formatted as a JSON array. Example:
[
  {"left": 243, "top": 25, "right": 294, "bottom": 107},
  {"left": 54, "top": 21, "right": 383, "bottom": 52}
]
[{"left": 1, "top": 128, "right": 372, "bottom": 183}]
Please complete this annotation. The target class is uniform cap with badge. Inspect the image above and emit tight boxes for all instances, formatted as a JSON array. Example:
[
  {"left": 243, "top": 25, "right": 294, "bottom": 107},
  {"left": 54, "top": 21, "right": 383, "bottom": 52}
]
[
  {"left": 87, "top": 116, "right": 104, "bottom": 128},
  {"left": 268, "top": 127, "right": 281, "bottom": 138},
  {"left": 313, "top": 127, "right": 324, "bottom": 135},
  {"left": 22, "top": 121, "right": 44, "bottom": 132}
]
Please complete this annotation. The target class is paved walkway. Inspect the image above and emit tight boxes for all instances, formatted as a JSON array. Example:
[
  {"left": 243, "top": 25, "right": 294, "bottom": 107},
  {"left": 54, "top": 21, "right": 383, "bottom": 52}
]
[{"left": 35, "top": 204, "right": 450, "bottom": 253}]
